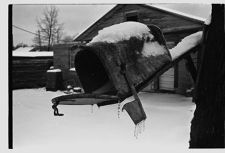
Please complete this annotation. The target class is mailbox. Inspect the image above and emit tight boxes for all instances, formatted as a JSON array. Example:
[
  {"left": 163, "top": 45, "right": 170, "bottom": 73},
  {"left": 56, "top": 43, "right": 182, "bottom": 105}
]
[{"left": 51, "top": 22, "right": 172, "bottom": 125}]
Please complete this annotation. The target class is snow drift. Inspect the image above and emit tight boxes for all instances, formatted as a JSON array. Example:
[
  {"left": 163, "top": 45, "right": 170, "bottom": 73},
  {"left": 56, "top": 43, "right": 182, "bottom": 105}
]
[{"left": 13, "top": 88, "right": 195, "bottom": 150}]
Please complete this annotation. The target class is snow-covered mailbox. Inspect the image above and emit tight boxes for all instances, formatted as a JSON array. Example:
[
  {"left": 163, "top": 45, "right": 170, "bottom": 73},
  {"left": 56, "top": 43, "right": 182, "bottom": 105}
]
[{"left": 52, "top": 22, "right": 172, "bottom": 125}]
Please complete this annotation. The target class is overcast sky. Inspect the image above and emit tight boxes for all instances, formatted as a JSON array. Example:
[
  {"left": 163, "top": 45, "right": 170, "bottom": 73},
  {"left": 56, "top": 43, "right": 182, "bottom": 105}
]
[{"left": 12, "top": 4, "right": 211, "bottom": 46}]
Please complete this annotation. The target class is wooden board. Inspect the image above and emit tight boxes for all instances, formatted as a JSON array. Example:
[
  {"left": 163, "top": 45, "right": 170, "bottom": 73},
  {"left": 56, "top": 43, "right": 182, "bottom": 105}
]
[{"left": 159, "top": 67, "right": 174, "bottom": 91}]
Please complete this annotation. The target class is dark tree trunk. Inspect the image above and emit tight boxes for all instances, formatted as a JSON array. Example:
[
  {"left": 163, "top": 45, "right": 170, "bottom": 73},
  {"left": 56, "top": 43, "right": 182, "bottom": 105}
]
[{"left": 189, "top": 4, "right": 225, "bottom": 148}]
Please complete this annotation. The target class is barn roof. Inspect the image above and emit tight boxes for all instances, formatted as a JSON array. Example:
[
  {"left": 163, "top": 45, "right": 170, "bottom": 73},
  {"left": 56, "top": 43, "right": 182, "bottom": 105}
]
[
  {"left": 13, "top": 47, "right": 35, "bottom": 52},
  {"left": 74, "top": 4, "right": 205, "bottom": 41},
  {"left": 145, "top": 4, "right": 205, "bottom": 23}
]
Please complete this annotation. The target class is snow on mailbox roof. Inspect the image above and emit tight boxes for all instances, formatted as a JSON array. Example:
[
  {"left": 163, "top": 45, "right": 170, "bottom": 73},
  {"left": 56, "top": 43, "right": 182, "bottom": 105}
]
[{"left": 89, "top": 22, "right": 153, "bottom": 43}]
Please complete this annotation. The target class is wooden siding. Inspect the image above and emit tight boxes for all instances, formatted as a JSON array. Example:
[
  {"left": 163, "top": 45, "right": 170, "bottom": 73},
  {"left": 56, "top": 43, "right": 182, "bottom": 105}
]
[
  {"left": 12, "top": 57, "right": 53, "bottom": 89},
  {"left": 176, "top": 52, "right": 198, "bottom": 94},
  {"left": 53, "top": 44, "right": 72, "bottom": 70},
  {"left": 53, "top": 44, "right": 82, "bottom": 88},
  {"left": 159, "top": 67, "right": 174, "bottom": 91}
]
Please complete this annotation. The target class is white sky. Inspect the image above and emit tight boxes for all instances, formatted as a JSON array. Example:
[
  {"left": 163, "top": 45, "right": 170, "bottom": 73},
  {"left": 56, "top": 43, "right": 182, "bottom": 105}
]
[{"left": 12, "top": 4, "right": 211, "bottom": 46}]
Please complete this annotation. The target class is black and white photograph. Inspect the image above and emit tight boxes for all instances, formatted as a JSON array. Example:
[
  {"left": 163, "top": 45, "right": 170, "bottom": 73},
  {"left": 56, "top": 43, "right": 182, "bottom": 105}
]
[{"left": 2, "top": 0, "right": 225, "bottom": 152}]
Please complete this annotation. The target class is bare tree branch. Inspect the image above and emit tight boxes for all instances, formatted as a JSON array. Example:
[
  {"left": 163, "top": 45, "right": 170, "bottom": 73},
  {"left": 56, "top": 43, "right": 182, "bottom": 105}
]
[{"left": 33, "top": 5, "right": 64, "bottom": 51}]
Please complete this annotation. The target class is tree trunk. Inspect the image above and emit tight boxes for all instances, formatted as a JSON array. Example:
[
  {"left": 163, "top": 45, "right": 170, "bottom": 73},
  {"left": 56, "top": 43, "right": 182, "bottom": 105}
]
[
  {"left": 48, "top": 28, "right": 52, "bottom": 51},
  {"left": 189, "top": 4, "right": 225, "bottom": 148},
  {"left": 48, "top": 35, "right": 51, "bottom": 51},
  {"left": 38, "top": 30, "right": 42, "bottom": 49}
]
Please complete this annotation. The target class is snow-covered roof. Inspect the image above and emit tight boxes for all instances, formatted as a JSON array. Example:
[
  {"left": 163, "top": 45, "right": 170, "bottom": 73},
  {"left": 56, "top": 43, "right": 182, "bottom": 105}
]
[
  {"left": 13, "top": 47, "right": 34, "bottom": 52},
  {"left": 148, "top": 5, "right": 205, "bottom": 23},
  {"left": 13, "top": 51, "right": 53, "bottom": 57},
  {"left": 74, "top": 4, "right": 205, "bottom": 41}
]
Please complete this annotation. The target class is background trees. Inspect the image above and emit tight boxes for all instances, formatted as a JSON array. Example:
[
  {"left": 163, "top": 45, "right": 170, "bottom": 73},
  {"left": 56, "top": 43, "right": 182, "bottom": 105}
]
[{"left": 33, "top": 5, "right": 64, "bottom": 51}]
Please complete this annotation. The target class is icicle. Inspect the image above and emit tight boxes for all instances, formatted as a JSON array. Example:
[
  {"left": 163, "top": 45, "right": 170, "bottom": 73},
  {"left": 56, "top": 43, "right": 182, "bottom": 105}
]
[
  {"left": 117, "top": 101, "right": 121, "bottom": 118},
  {"left": 91, "top": 104, "right": 94, "bottom": 113},
  {"left": 134, "top": 124, "right": 138, "bottom": 139},
  {"left": 138, "top": 121, "right": 142, "bottom": 134},
  {"left": 143, "top": 120, "right": 145, "bottom": 132},
  {"left": 133, "top": 120, "right": 146, "bottom": 139}
]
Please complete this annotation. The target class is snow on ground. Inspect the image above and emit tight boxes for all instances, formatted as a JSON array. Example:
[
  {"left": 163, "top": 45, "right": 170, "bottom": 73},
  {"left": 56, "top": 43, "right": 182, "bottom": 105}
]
[
  {"left": 13, "top": 88, "right": 195, "bottom": 152},
  {"left": 169, "top": 31, "right": 203, "bottom": 60}
]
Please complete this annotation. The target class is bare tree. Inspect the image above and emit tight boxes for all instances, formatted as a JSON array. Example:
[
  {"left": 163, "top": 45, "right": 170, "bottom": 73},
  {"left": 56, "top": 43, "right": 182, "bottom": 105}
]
[
  {"left": 36, "top": 5, "right": 63, "bottom": 51},
  {"left": 56, "top": 27, "right": 64, "bottom": 44},
  {"left": 33, "top": 30, "right": 42, "bottom": 50}
]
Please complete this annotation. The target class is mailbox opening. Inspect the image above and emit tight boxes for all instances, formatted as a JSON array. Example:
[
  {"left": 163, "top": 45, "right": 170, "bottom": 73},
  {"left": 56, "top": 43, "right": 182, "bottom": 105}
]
[{"left": 75, "top": 48, "right": 115, "bottom": 94}]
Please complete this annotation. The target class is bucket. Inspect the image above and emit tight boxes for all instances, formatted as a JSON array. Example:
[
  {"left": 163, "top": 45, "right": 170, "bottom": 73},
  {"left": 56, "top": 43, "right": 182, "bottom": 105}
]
[{"left": 52, "top": 22, "right": 172, "bottom": 125}]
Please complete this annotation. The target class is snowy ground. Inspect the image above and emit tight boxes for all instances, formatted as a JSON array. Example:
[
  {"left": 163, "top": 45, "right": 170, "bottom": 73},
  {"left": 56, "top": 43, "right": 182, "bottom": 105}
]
[{"left": 13, "top": 88, "right": 195, "bottom": 152}]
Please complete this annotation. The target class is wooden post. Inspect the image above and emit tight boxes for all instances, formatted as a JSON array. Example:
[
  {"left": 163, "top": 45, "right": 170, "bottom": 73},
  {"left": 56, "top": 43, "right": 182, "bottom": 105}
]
[
  {"left": 189, "top": 4, "right": 225, "bottom": 148},
  {"left": 184, "top": 54, "right": 197, "bottom": 83}
]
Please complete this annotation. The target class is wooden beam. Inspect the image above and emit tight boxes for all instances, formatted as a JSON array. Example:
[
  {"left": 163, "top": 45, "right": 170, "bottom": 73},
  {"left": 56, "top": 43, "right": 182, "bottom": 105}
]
[
  {"left": 119, "top": 45, "right": 201, "bottom": 100},
  {"left": 184, "top": 54, "right": 197, "bottom": 83},
  {"left": 163, "top": 25, "right": 203, "bottom": 34}
]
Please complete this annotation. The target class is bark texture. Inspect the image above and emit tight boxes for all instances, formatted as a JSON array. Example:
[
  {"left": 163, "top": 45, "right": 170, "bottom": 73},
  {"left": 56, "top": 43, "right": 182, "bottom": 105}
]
[{"left": 189, "top": 4, "right": 225, "bottom": 148}]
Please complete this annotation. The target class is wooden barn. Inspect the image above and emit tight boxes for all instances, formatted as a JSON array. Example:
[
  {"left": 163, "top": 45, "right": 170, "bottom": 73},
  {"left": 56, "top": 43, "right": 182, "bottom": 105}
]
[
  {"left": 54, "top": 4, "right": 204, "bottom": 95},
  {"left": 12, "top": 50, "right": 53, "bottom": 89}
]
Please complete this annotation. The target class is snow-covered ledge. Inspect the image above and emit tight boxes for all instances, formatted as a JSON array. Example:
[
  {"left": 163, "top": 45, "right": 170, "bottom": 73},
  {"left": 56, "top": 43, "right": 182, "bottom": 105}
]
[
  {"left": 13, "top": 51, "right": 53, "bottom": 57},
  {"left": 169, "top": 31, "right": 203, "bottom": 61},
  {"left": 47, "top": 69, "right": 62, "bottom": 73},
  {"left": 69, "top": 67, "right": 76, "bottom": 71}
]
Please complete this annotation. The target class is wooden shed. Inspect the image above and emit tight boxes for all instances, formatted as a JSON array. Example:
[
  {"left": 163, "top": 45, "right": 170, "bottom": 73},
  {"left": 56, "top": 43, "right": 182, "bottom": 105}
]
[
  {"left": 55, "top": 4, "right": 204, "bottom": 95},
  {"left": 13, "top": 56, "right": 53, "bottom": 89}
]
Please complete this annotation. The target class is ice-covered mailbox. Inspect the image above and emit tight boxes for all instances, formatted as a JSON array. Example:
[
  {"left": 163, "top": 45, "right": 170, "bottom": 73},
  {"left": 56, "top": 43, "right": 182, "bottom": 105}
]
[{"left": 52, "top": 22, "right": 172, "bottom": 125}]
